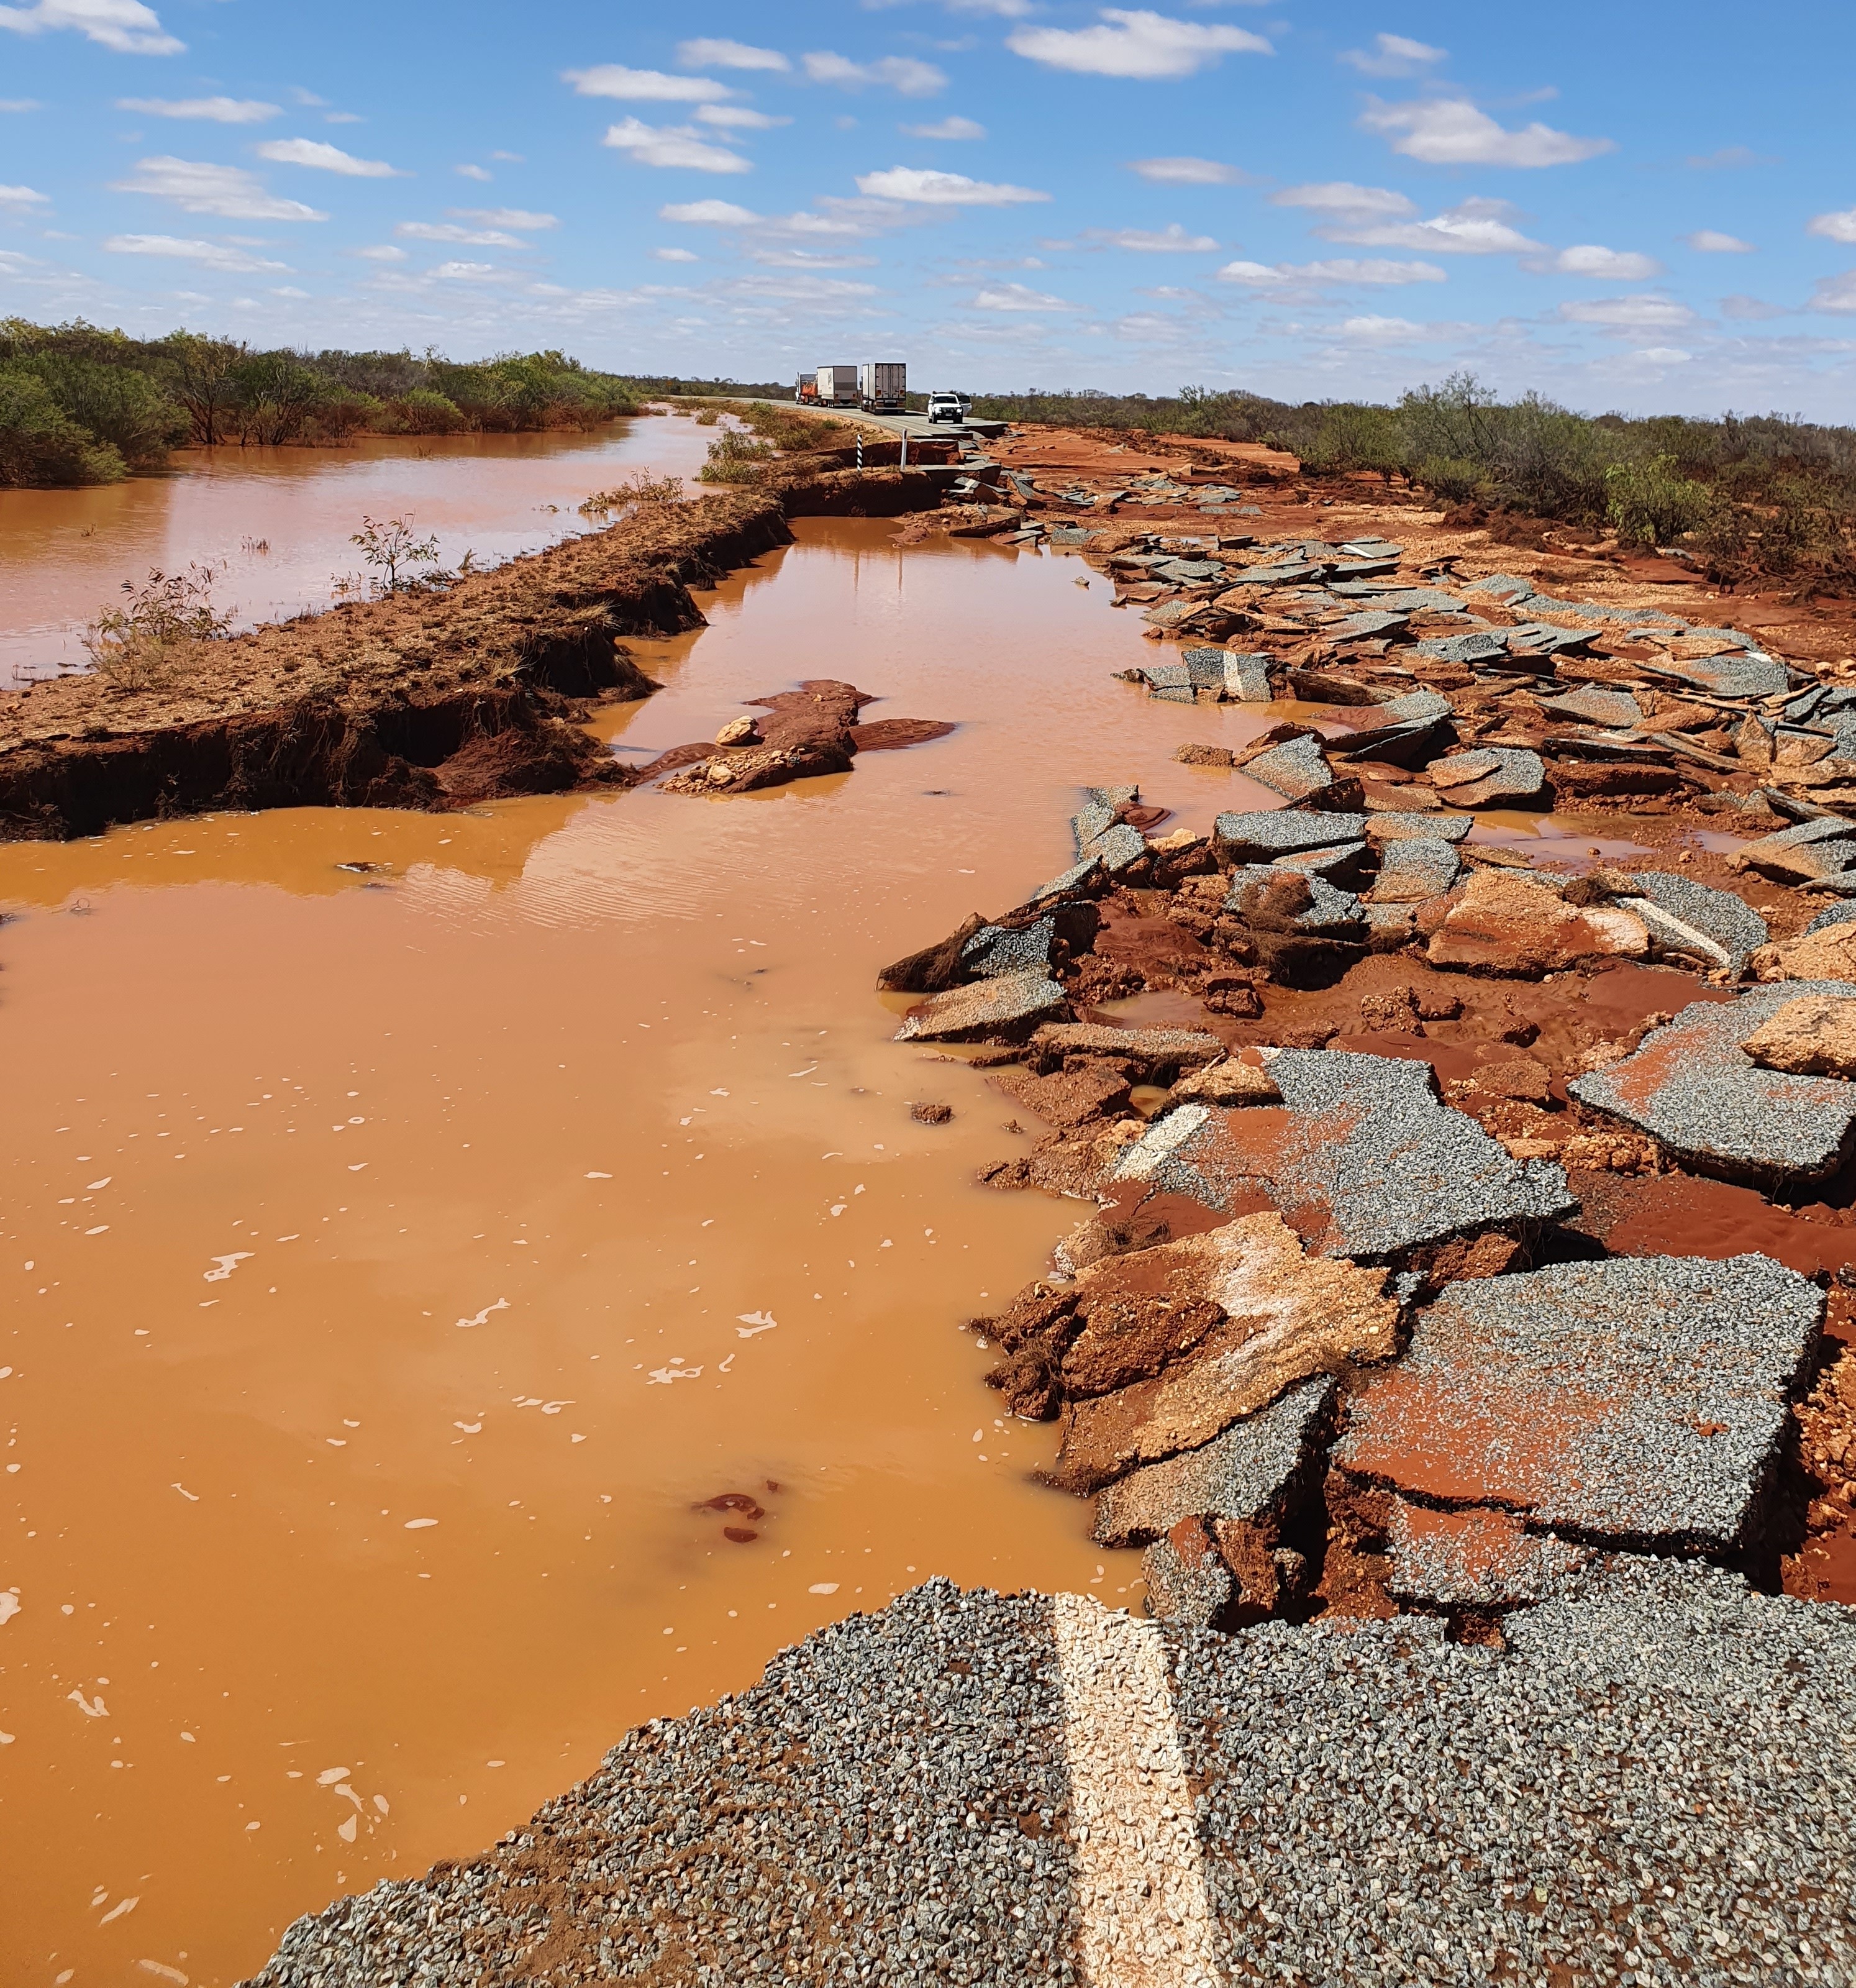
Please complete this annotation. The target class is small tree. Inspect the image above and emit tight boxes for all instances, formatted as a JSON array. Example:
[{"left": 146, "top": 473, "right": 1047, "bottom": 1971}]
[{"left": 351, "top": 513, "right": 440, "bottom": 592}]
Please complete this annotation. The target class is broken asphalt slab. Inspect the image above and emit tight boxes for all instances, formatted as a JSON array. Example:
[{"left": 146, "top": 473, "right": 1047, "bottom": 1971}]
[
  {"left": 1112, "top": 1049, "right": 1576, "bottom": 1261},
  {"left": 1570, "top": 979, "right": 1856, "bottom": 1181},
  {"left": 1334, "top": 1253, "right": 1822, "bottom": 1555}
]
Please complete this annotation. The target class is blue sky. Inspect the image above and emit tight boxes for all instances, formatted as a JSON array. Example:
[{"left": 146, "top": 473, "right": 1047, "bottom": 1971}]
[{"left": 6, "top": 0, "right": 1856, "bottom": 417}]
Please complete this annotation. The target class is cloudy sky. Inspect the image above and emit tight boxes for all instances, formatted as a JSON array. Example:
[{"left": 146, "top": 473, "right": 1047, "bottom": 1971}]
[{"left": 5, "top": 0, "right": 1856, "bottom": 416}]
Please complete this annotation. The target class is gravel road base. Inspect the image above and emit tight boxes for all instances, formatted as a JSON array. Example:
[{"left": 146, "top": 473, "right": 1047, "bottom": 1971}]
[{"left": 245, "top": 1559, "right": 1856, "bottom": 1988}]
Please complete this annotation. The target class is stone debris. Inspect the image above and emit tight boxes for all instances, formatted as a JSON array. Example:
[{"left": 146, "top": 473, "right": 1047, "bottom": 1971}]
[
  {"left": 1094, "top": 1375, "right": 1335, "bottom": 1548},
  {"left": 1167, "top": 1056, "right": 1282, "bottom": 1106},
  {"left": 895, "top": 969, "right": 1069, "bottom": 1043},
  {"left": 1385, "top": 1502, "right": 1591, "bottom": 1609},
  {"left": 1368, "top": 836, "right": 1460, "bottom": 904},
  {"left": 1739, "top": 993, "right": 1856, "bottom": 1080},
  {"left": 1027, "top": 1021, "right": 1223, "bottom": 1078},
  {"left": 653, "top": 680, "right": 955, "bottom": 795},
  {"left": 1239, "top": 732, "right": 1346, "bottom": 804},
  {"left": 1044, "top": 1210, "right": 1401, "bottom": 1493},
  {"left": 1213, "top": 808, "right": 1367, "bottom": 864},
  {"left": 1570, "top": 980, "right": 1856, "bottom": 1180},
  {"left": 1139, "top": 1517, "right": 1234, "bottom": 1629},
  {"left": 1428, "top": 869, "right": 1650, "bottom": 975},
  {"left": 1335, "top": 1254, "right": 1822, "bottom": 1553},
  {"left": 1113, "top": 1051, "right": 1576, "bottom": 1260}
]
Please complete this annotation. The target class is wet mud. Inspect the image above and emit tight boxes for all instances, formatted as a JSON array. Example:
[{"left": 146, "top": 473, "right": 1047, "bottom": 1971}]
[{"left": 0, "top": 513, "right": 1329, "bottom": 1986}]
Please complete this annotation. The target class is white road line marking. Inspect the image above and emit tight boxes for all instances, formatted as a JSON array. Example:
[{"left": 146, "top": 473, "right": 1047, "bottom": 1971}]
[{"left": 1053, "top": 1591, "right": 1222, "bottom": 1988}]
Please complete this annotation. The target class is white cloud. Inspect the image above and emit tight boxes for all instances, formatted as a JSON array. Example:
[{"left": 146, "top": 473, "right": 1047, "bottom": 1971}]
[
  {"left": 973, "top": 281, "right": 1077, "bottom": 310},
  {"left": 1550, "top": 244, "right": 1663, "bottom": 279},
  {"left": 0, "top": 98, "right": 40, "bottom": 111},
  {"left": 1808, "top": 208, "right": 1856, "bottom": 245},
  {"left": 1008, "top": 9, "right": 1270, "bottom": 80},
  {"left": 903, "top": 115, "right": 986, "bottom": 139},
  {"left": 270, "top": 285, "right": 308, "bottom": 298},
  {"left": 654, "top": 247, "right": 699, "bottom": 261},
  {"left": 1127, "top": 155, "right": 1241, "bottom": 185},
  {"left": 325, "top": 112, "right": 362, "bottom": 124},
  {"left": 1362, "top": 97, "right": 1613, "bottom": 168},
  {"left": 803, "top": 52, "right": 947, "bottom": 96},
  {"left": 0, "top": 0, "right": 181, "bottom": 55},
  {"left": 1634, "top": 346, "right": 1692, "bottom": 363},
  {"left": 1684, "top": 229, "right": 1753, "bottom": 253},
  {"left": 112, "top": 155, "right": 327, "bottom": 221},
  {"left": 563, "top": 65, "right": 732, "bottom": 103},
  {"left": 601, "top": 119, "right": 750, "bottom": 173},
  {"left": 355, "top": 244, "right": 407, "bottom": 262},
  {"left": 1218, "top": 255, "right": 1444, "bottom": 288},
  {"left": 0, "top": 183, "right": 48, "bottom": 209},
  {"left": 1317, "top": 196, "right": 1543, "bottom": 255},
  {"left": 102, "top": 232, "right": 287, "bottom": 271},
  {"left": 676, "top": 37, "right": 789, "bottom": 72},
  {"left": 1339, "top": 32, "right": 1445, "bottom": 78},
  {"left": 1811, "top": 271, "right": 1856, "bottom": 314},
  {"left": 1339, "top": 314, "right": 1424, "bottom": 339},
  {"left": 1558, "top": 294, "right": 1695, "bottom": 329},
  {"left": 855, "top": 165, "right": 1049, "bottom": 204},
  {"left": 696, "top": 104, "right": 789, "bottom": 129},
  {"left": 455, "top": 206, "right": 557, "bottom": 229},
  {"left": 1273, "top": 181, "right": 1415, "bottom": 221},
  {"left": 397, "top": 221, "right": 525, "bottom": 247},
  {"left": 455, "top": 163, "right": 493, "bottom": 181},
  {"left": 257, "top": 138, "right": 403, "bottom": 177},
  {"left": 747, "top": 246, "right": 877, "bottom": 268},
  {"left": 658, "top": 199, "right": 760, "bottom": 224},
  {"left": 1083, "top": 223, "right": 1217, "bottom": 251},
  {"left": 430, "top": 261, "right": 501, "bottom": 281},
  {"left": 116, "top": 96, "right": 279, "bottom": 123}
]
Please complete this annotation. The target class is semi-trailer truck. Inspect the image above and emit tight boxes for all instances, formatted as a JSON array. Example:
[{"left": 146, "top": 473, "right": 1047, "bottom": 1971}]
[
  {"left": 858, "top": 361, "right": 907, "bottom": 413},
  {"left": 815, "top": 365, "right": 860, "bottom": 407}
]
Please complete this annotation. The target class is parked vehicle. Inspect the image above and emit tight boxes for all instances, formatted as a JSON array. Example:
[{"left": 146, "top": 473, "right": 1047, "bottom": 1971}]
[
  {"left": 858, "top": 361, "right": 907, "bottom": 413},
  {"left": 925, "top": 391, "right": 970, "bottom": 424},
  {"left": 814, "top": 365, "right": 860, "bottom": 407}
]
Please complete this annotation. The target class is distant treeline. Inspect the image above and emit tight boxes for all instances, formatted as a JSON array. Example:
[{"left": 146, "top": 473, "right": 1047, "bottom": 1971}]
[
  {"left": 966, "top": 378, "right": 1856, "bottom": 590},
  {"left": 0, "top": 317, "right": 648, "bottom": 488}
]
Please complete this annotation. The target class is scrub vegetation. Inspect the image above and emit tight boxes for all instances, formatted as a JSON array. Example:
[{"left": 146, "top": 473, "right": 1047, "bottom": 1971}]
[{"left": 0, "top": 317, "right": 645, "bottom": 488}]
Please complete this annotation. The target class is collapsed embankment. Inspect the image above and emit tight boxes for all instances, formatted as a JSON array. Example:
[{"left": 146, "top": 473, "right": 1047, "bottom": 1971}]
[{"left": 0, "top": 463, "right": 954, "bottom": 840}]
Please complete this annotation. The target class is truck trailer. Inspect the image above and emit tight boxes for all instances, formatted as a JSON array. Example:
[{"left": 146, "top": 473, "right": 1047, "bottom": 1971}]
[
  {"left": 815, "top": 365, "right": 860, "bottom": 407},
  {"left": 858, "top": 361, "right": 906, "bottom": 413}
]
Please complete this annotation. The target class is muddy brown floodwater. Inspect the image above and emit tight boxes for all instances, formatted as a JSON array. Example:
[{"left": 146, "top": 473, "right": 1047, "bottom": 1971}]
[
  {"left": 0, "top": 411, "right": 719, "bottom": 686},
  {"left": 0, "top": 516, "right": 1324, "bottom": 1987}
]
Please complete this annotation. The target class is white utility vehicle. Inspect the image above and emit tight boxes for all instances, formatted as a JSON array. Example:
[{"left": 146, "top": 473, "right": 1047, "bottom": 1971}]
[{"left": 925, "top": 391, "right": 970, "bottom": 423}]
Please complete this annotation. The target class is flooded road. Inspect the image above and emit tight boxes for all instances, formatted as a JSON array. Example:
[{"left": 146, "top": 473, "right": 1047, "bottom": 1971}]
[
  {"left": 0, "top": 413, "right": 717, "bottom": 687},
  {"left": 1, "top": 516, "right": 1308, "bottom": 1986}
]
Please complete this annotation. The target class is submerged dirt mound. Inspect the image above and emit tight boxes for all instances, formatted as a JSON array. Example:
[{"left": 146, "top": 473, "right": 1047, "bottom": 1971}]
[{"left": 640, "top": 680, "right": 957, "bottom": 796}]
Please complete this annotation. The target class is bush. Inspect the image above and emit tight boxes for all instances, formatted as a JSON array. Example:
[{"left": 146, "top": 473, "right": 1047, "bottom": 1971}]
[
  {"left": 1605, "top": 454, "right": 1709, "bottom": 549},
  {"left": 1301, "top": 403, "right": 1406, "bottom": 480},
  {"left": 15, "top": 350, "right": 185, "bottom": 466},
  {"left": 391, "top": 388, "right": 466, "bottom": 435},
  {"left": 0, "top": 365, "right": 125, "bottom": 485},
  {"left": 83, "top": 562, "right": 232, "bottom": 687},
  {"left": 1414, "top": 456, "right": 1485, "bottom": 504},
  {"left": 698, "top": 429, "right": 777, "bottom": 484}
]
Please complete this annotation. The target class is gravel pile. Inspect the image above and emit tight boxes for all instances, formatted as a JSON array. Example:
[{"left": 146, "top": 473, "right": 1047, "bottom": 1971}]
[{"left": 244, "top": 1561, "right": 1856, "bottom": 1987}]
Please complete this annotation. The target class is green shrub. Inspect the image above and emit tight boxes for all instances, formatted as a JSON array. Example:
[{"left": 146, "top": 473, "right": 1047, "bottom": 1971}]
[
  {"left": 392, "top": 388, "right": 466, "bottom": 435},
  {"left": 1301, "top": 403, "right": 1406, "bottom": 479},
  {"left": 1413, "top": 456, "right": 1485, "bottom": 504},
  {"left": 697, "top": 429, "right": 777, "bottom": 484},
  {"left": 1604, "top": 454, "right": 1710, "bottom": 548},
  {"left": 16, "top": 350, "right": 184, "bottom": 466},
  {"left": 0, "top": 365, "right": 125, "bottom": 485}
]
